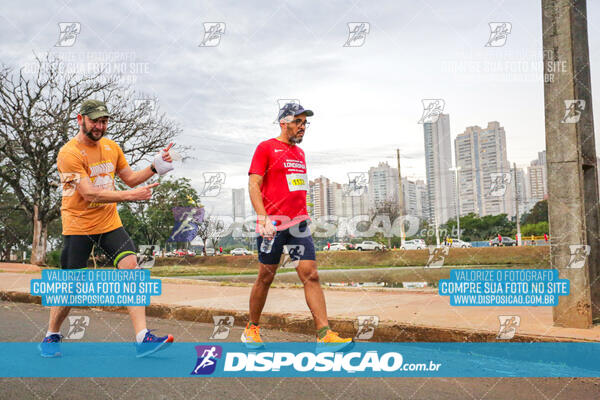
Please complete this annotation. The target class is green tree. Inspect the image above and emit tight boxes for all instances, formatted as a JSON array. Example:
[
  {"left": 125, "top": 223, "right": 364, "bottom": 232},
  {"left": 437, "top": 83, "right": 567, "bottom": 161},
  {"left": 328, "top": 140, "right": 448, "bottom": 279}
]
[
  {"left": 521, "top": 221, "right": 549, "bottom": 236},
  {"left": 119, "top": 177, "right": 201, "bottom": 248},
  {"left": 443, "top": 213, "right": 516, "bottom": 242},
  {"left": 521, "top": 199, "right": 548, "bottom": 225},
  {"left": 0, "top": 54, "right": 182, "bottom": 264}
]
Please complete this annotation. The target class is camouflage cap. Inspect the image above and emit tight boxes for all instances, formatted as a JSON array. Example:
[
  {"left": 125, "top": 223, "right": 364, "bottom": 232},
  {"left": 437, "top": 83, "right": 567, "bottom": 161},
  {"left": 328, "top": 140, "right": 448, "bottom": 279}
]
[
  {"left": 277, "top": 102, "right": 313, "bottom": 122},
  {"left": 80, "top": 100, "right": 110, "bottom": 120}
]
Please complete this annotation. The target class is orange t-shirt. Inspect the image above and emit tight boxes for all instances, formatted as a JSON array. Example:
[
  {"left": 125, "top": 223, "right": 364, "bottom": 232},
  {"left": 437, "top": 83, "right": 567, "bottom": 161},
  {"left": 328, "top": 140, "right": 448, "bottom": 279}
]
[{"left": 57, "top": 137, "right": 129, "bottom": 235}]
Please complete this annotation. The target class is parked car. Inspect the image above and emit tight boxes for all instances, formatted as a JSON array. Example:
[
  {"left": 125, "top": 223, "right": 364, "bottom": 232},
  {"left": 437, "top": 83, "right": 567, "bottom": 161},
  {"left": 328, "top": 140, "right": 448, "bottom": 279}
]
[
  {"left": 355, "top": 241, "right": 385, "bottom": 251},
  {"left": 412, "top": 239, "right": 426, "bottom": 247},
  {"left": 230, "top": 248, "right": 252, "bottom": 256},
  {"left": 322, "top": 243, "right": 346, "bottom": 251},
  {"left": 489, "top": 236, "right": 516, "bottom": 247},
  {"left": 400, "top": 240, "right": 426, "bottom": 250},
  {"left": 450, "top": 239, "right": 472, "bottom": 248},
  {"left": 203, "top": 248, "right": 222, "bottom": 256}
]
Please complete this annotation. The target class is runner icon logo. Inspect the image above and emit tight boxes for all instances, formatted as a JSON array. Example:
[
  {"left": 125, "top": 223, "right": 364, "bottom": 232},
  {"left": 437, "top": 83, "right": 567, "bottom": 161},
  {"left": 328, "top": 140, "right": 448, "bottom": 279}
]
[
  {"left": 200, "top": 172, "right": 226, "bottom": 197},
  {"left": 345, "top": 172, "right": 368, "bottom": 197},
  {"left": 343, "top": 23, "right": 370, "bottom": 47},
  {"left": 561, "top": 100, "right": 586, "bottom": 124},
  {"left": 487, "top": 172, "right": 511, "bottom": 197},
  {"left": 497, "top": 315, "right": 520, "bottom": 340},
  {"left": 566, "top": 245, "right": 591, "bottom": 269},
  {"left": 59, "top": 172, "right": 81, "bottom": 197},
  {"left": 137, "top": 245, "right": 156, "bottom": 269},
  {"left": 169, "top": 207, "right": 205, "bottom": 242},
  {"left": 210, "top": 316, "right": 234, "bottom": 340},
  {"left": 485, "top": 22, "right": 512, "bottom": 47},
  {"left": 65, "top": 316, "right": 89, "bottom": 340},
  {"left": 56, "top": 22, "right": 81, "bottom": 47},
  {"left": 281, "top": 245, "right": 305, "bottom": 269},
  {"left": 354, "top": 315, "right": 379, "bottom": 340},
  {"left": 418, "top": 99, "right": 445, "bottom": 124},
  {"left": 426, "top": 246, "right": 449, "bottom": 268},
  {"left": 191, "top": 345, "right": 222, "bottom": 375},
  {"left": 199, "top": 23, "right": 225, "bottom": 47}
]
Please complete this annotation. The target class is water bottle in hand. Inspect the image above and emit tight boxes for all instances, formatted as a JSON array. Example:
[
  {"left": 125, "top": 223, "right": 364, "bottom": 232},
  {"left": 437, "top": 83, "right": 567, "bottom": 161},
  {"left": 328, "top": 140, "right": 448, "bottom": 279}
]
[{"left": 260, "top": 221, "right": 278, "bottom": 254}]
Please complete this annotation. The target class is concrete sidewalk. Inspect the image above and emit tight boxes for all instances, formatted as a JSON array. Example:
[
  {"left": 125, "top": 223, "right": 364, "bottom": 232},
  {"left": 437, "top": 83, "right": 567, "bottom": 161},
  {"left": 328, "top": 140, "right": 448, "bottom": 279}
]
[{"left": 1, "top": 269, "right": 599, "bottom": 342}]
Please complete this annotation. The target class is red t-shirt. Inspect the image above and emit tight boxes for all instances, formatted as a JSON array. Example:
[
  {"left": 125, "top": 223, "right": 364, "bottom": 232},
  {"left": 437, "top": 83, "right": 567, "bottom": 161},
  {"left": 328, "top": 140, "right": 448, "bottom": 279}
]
[{"left": 248, "top": 138, "right": 309, "bottom": 230}]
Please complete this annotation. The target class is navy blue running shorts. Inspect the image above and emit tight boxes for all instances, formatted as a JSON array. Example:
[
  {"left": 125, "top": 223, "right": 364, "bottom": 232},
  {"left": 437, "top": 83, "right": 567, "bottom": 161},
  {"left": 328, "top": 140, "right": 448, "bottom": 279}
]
[{"left": 257, "top": 220, "right": 316, "bottom": 265}]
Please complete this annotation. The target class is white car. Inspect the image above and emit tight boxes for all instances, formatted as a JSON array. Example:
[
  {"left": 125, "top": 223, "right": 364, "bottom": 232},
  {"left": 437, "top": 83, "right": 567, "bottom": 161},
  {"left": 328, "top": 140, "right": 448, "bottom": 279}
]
[
  {"left": 400, "top": 240, "right": 426, "bottom": 250},
  {"left": 323, "top": 243, "right": 346, "bottom": 251},
  {"left": 450, "top": 239, "right": 472, "bottom": 248},
  {"left": 203, "top": 248, "right": 221, "bottom": 256},
  {"left": 355, "top": 241, "right": 385, "bottom": 251},
  {"left": 412, "top": 239, "right": 426, "bottom": 247},
  {"left": 230, "top": 248, "right": 252, "bottom": 256}
]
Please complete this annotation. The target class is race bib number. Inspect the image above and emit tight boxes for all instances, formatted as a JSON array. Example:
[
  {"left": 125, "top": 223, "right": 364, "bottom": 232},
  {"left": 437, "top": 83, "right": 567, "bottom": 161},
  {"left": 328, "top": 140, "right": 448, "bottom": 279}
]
[{"left": 286, "top": 173, "right": 308, "bottom": 192}]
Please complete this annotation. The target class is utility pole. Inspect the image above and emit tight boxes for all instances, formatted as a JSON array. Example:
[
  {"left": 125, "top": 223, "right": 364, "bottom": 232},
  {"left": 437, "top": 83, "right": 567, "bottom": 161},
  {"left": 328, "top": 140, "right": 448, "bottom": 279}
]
[
  {"left": 396, "top": 149, "right": 406, "bottom": 247},
  {"left": 434, "top": 215, "right": 440, "bottom": 247},
  {"left": 542, "top": 0, "right": 599, "bottom": 327},
  {"left": 513, "top": 162, "right": 521, "bottom": 246},
  {"left": 449, "top": 166, "right": 461, "bottom": 240}
]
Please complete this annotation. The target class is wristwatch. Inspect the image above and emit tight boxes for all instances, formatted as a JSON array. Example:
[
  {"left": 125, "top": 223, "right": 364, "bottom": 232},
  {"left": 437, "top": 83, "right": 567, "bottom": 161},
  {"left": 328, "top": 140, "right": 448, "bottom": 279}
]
[{"left": 150, "top": 164, "right": 157, "bottom": 174}]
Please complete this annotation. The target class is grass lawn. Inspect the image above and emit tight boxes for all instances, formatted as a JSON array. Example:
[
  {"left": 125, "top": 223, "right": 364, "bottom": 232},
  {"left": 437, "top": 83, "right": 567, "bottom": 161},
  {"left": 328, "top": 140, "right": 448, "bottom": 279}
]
[{"left": 150, "top": 246, "right": 550, "bottom": 277}]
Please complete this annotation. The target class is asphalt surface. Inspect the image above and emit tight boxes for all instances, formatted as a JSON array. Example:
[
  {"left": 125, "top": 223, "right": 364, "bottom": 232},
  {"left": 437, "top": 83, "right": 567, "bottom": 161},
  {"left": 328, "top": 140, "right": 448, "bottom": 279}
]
[{"left": 0, "top": 300, "right": 599, "bottom": 400}]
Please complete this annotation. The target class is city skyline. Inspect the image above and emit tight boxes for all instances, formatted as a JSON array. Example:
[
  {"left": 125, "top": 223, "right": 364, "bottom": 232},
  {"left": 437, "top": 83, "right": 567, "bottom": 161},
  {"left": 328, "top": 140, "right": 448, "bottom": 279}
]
[{"left": 208, "top": 119, "right": 549, "bottom": 222}]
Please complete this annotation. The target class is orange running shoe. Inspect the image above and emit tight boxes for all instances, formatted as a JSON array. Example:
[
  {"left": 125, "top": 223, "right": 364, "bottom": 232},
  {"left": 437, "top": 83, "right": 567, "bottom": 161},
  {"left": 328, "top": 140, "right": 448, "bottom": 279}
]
[
  {"left": 241, "top": 323, "right": 264, "bottom": 348},
  {"left": 317, "top": 330, "right": 353, "bottom": 350}
]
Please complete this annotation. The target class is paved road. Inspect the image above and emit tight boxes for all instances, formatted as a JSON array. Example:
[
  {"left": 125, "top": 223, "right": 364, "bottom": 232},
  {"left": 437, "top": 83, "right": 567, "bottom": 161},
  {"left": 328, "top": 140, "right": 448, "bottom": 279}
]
[{"left": 0, "top": 301, "right": 599, "bottom": 400}]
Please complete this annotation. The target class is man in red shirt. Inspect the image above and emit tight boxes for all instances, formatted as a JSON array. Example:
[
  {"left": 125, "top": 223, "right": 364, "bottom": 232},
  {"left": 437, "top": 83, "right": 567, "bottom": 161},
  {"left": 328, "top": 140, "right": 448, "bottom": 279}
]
[{"left": 243, "top": 102, "right": 352, "bottom": 348}]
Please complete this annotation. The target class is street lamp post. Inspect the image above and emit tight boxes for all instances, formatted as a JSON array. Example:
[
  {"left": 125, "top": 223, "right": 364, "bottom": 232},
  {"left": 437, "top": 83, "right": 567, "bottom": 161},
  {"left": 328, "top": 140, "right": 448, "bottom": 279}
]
[{"left": 449, "top": 166, "right": 461, "bottom": 241}]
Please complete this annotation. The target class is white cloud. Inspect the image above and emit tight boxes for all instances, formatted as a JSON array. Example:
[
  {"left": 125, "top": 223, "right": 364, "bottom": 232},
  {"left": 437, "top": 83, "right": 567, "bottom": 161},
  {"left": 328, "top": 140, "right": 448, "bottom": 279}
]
[{"left": 2, "top": 0, "right": 600, "bottom": 216}]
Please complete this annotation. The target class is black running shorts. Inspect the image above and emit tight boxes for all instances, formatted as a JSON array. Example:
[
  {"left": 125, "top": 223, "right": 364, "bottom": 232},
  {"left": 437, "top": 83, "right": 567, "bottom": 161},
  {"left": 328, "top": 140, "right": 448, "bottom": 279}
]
[{"left": 60, "top": 226, "right": 137, "bottom": 269}]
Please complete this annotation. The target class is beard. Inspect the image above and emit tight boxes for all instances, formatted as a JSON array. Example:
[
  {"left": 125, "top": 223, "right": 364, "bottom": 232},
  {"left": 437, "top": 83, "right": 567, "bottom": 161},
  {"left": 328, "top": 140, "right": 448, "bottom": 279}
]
[
  {"left": 289, "top": 130, "right": 304, "bottom": 144},
  {"left": 82, "top": 120, "right": 105, "bottom": 142}
]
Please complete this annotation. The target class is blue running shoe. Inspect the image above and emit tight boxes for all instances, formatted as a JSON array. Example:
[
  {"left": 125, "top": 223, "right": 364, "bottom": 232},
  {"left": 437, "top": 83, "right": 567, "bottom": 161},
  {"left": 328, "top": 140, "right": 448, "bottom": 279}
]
[
  {"left": 39, "top": 334, "right": 62, "bottom": 358},
  {"left": 135, "top": 330, "right": 174, "bottom": 358}
]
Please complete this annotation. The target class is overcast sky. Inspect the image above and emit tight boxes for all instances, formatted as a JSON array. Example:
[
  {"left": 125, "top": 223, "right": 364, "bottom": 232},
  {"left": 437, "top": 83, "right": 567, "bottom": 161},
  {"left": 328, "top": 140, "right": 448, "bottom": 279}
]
[{"left": 2, "top": 0, "right": 600, "bottom": 216}]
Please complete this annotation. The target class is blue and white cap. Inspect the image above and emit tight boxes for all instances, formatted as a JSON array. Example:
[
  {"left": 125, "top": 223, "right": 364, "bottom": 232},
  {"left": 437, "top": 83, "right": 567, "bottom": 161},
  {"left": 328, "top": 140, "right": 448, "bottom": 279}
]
[{"left": 277, "top": 102, "right": 314, "bottom": 123}]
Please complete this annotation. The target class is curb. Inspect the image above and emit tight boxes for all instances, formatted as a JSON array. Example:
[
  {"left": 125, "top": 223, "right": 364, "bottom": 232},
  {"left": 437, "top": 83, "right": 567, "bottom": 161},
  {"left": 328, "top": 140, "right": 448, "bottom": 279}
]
[{"left": 0, "top": 290, "right": 592, "bottom": 343}]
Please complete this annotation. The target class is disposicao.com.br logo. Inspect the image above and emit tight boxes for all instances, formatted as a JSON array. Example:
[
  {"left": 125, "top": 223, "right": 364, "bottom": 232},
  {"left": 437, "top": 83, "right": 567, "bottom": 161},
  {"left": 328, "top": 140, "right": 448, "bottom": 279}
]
[
  {"left": 188, "top": 344, "right": 443, "bottom": 377},
  {"left": 223, "top": 351, "right": 440, "bottom": 374}
]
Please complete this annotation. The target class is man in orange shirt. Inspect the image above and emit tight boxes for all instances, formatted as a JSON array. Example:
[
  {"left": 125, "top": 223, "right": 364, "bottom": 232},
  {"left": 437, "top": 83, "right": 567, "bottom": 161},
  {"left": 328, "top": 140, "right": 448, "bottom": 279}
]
[{"left": 40, "top": 100, "right": 174, "bottom": 358}]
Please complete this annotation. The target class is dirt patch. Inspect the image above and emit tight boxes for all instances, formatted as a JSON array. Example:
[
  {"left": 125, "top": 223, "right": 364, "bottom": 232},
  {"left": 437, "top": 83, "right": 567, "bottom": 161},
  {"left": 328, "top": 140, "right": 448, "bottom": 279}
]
[{"left": 0, "top": 263, "right": 42, "bottom": 273}]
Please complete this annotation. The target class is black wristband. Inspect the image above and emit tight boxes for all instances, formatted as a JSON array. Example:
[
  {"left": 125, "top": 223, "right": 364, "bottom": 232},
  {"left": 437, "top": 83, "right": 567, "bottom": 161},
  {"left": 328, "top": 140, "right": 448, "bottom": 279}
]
[{"left": 150, "top": 164, "right": 157, "bottom": 174}]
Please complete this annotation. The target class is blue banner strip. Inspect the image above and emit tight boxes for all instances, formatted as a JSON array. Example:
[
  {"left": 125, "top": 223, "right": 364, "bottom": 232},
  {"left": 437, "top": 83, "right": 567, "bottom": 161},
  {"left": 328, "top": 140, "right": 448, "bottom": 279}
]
[{"left": 2, "top": 342, "right": 599, "bottom": 377}]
